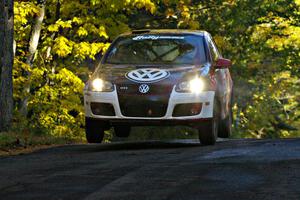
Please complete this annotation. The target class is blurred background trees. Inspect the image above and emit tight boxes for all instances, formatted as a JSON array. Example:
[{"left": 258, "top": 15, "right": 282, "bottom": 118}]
[{"left": 9, "top": 0, "right": 300, "bottom": 140}]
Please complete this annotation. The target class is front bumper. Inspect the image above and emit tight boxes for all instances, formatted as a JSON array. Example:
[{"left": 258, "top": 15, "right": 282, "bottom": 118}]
[{"left": 84, "top": 87, "right": 215, "bottom": 121}]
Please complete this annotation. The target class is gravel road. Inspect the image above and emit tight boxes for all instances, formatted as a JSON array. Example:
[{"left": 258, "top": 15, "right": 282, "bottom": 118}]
[{"left": 0, "top": 139, "right": 299, "bottom": 200}]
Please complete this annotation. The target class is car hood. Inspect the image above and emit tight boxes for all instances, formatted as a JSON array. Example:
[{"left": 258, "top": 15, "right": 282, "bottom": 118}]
[{"left": 92, "top": 63, "right": 210, "bottom": 86}]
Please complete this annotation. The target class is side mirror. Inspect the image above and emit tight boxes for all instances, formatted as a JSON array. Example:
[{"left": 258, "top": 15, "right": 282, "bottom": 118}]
[{"left": 215, "top": 58, "right": 232, "bottom": 69}]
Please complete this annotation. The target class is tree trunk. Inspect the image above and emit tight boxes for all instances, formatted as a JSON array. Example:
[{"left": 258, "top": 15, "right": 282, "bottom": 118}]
[
  {"left": 0, "top": 0, "right": 14, "bottom": 131},
  {"left": 20, "top": 1, "right": 46, "bottom": 116},
  {"left": 46, "top": 0, "right": 60, "bottom": 75},
  {"left": 0, "top": 1, "right": 4, "bottom": 78}
]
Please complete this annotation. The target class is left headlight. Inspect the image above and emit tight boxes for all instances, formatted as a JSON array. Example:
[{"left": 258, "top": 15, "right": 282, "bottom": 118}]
[
  {"left": 176, "top": 77, "right": 205, "bottom": 94},
  {"left": 89, "top": 78, "right": 114, "bottom": 92}
]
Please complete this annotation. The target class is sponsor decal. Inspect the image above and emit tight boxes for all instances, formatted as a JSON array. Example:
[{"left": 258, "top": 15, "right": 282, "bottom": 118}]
[
  {"left": 126, "top": 68, "right": 170, "bottom": 83},
  {"left": 139, "top": 84, "right": 150, "bottom": 94},
  {"left": 132, "top": 35, "right": 185, "bottom": 41}
]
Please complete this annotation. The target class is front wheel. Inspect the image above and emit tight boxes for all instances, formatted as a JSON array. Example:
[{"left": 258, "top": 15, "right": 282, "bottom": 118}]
[
  {"left": 85, "top": 118, "right": 104, "bottom": 143},
  {"left": 198, "top": 101, "right": 219, "bottom": 145}
]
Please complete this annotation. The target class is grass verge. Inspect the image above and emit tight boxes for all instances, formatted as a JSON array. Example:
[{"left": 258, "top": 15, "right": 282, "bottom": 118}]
[{"left": 0, "top": 131, "right": 83, "bottom": 156}]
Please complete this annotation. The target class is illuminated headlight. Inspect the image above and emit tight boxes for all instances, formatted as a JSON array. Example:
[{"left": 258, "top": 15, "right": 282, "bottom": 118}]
[
  {"left": 176, "top": 77, "right": 204, "bottom": 94},
  {"left": 90, "top": 78, "right": 114, "bottom": 92}
]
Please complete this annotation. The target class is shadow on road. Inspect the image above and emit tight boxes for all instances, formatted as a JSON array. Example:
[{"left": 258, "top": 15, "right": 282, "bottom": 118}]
[
  {"left": 26, "top": 139, "right": 232, "bottom": 156},
  {"left": 70, "top": 139, "right": 203, "bottom": 153}
]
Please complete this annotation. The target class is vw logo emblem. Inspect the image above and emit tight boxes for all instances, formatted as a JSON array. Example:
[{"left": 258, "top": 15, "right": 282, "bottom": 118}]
[
  {"left": 139, "top": 84, "right": 150, "bottom": 94},
  {"left": 126, "top": 68, "right": 170, "bottom": 83}
]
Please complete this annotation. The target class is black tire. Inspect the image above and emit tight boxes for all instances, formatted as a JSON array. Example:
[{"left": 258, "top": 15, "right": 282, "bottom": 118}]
[
  {"left": 218, "top": 93, "right": 233, "bottom": 138},
  {"left": 114, "top": 126, "right": 131, "bottom": 138},
  {"left": 218, "top": 112, "right": 232, "bottom": 138},
  {"left": 198, "top": 100, "right": 219, "bottom": 145},
  {"left": 85, "top": 118, "right": 104, "bottom": 143}
]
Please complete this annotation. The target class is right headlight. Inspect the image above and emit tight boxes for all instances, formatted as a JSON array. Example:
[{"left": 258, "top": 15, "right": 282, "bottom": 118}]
[
  {"left": 176, "top": 77, "right": 205, "bottom": 94},
  {"left": 89, "top": 78, "right": 114, "bottom": 92}
]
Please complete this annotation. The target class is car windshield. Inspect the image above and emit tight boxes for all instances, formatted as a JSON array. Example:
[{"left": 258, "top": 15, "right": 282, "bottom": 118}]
[{"left": 103, "top": 34, "right": 207, "bottom": 65}]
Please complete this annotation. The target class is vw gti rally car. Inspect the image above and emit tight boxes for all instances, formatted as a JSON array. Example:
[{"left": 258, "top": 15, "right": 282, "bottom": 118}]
[{"left": 84, "top": 29, "right": 233, "bottom": 145}]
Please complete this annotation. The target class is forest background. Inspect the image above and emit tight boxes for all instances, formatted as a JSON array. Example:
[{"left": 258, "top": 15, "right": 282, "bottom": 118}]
[{"left": 0, "top": 0, "right": 299, "bottom": 148}]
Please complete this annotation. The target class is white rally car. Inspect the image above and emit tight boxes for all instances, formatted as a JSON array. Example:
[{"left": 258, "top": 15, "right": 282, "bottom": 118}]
[{"left": 84, "top": 30, "right": 233, "bottom": 145}]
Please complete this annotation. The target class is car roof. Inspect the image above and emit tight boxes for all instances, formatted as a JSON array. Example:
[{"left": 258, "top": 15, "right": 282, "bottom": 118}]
[{"left": 120, "top": 29, "right": 210, "bottom": 37}]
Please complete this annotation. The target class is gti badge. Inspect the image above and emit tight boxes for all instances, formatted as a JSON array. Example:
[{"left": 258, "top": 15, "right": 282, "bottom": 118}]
[
  {"left": 139, "top": 84, "right": 150, "bottom": 94},
  {"left": 126, "top": 68, "right": 170, "bottom": 83}
]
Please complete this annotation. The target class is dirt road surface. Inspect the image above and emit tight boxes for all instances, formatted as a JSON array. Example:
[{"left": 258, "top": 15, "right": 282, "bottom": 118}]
[{"left": 0, "top": 139, "right": 299, "bottom": 200}]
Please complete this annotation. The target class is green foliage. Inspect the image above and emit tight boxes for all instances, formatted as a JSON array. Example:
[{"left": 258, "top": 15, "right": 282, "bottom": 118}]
[
  {"left": 28, "top": 68, "right": 85, "bottom": 138},
  {"left": 240, "top": 71, "right": 300, "bottom": 138}
]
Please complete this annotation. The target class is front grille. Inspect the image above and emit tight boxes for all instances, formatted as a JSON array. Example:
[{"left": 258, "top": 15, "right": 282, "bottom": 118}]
[
  {"left": 119, "top": 100, "right": 168, "bottom": 117},
  {"left": 91, "top": 103, "right": 116, "bottom": 116},
  {"left": 116, "top": 83, "right": 172, "bottom": 118},
  {"left": 172, "top": 103, "right": 202, "bottom": 117}
]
